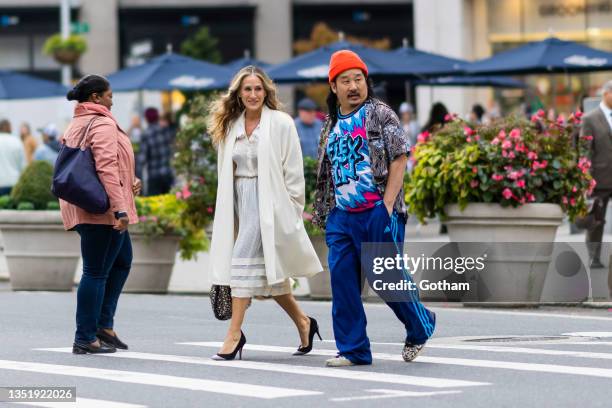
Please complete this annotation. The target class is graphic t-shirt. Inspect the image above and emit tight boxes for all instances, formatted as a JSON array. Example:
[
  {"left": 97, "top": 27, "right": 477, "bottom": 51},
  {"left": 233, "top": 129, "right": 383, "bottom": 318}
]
[{"left": 326, "top": 103, "right": 383, "bottom": 212}]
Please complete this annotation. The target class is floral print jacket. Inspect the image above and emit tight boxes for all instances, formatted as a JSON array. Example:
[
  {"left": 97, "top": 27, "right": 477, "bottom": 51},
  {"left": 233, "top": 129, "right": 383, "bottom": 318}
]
[{"left": 312, "top": 98, "right": 410, "bottom": 229}]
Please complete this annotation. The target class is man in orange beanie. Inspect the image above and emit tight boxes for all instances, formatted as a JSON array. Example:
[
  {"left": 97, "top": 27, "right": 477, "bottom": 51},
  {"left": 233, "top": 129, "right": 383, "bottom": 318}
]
[{"left": 313, "top": 49, "right": 436, "bottom": 367}]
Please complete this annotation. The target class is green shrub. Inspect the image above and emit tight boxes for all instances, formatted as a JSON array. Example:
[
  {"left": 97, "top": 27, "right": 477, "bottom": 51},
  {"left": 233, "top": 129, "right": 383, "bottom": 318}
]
[
  {"left": 0, "top": 195, "right": 12, "bottom": 209},
  {"left": 17, "top": 202, "right": 35, "bottom": 211},
  {"left": 11, "top": 161, "right": 57, "bottom": 210},
  {"left": 46, "top": 201, "right": 60, "bottom": 210}
]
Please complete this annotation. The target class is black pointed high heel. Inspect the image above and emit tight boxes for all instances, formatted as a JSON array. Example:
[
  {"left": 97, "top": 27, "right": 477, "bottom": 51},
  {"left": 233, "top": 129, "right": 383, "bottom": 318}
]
[
  {"left": 211, "top": 331, "right": 247, "bottom": 361},
  {"left": 293, "top": 317, "right": 322, "bottom": 356}
]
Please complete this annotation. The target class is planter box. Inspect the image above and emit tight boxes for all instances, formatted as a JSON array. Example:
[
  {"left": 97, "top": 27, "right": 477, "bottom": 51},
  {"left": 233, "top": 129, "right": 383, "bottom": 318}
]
[
  {"left": 0, "top": 210, "right": 79, "bottom": 291},
  {"left": 307, "top": 234, "right": 332, "bottom": 300},
  {"left": 443, "top": 203, "right": 564, "bottom": 304},
  {"left": 123, "top": 229, "right": 180, "bottom": 294}
]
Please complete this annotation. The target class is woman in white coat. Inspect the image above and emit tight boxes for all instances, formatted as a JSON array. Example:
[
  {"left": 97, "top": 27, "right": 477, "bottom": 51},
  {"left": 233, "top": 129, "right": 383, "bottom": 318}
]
[{"left": 207, "top": 66, "right": 323, "bottom": 360}]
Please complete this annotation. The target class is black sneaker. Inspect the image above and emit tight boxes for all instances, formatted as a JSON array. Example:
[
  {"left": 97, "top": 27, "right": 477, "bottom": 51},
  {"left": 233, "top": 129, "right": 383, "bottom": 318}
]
[{"left": 402, "top": 342, "right": 424, "bottom": 362}]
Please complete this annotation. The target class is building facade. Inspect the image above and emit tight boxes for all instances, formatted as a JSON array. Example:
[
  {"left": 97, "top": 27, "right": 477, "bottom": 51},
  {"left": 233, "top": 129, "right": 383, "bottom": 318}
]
[{"left": 1, "top": 0, "right": 610, "bottom": 123}]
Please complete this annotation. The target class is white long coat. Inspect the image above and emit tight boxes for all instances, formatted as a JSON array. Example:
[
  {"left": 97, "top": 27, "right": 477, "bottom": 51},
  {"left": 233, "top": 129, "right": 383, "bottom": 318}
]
[{"left": 209, "top": 106, "right": 323, "bottom": 285}]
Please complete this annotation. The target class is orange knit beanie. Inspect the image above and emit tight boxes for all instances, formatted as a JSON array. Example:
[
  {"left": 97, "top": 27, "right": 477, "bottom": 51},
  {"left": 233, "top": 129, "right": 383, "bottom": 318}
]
[{"left": 328, "top": 50, "right": 368, "bottom": 83}]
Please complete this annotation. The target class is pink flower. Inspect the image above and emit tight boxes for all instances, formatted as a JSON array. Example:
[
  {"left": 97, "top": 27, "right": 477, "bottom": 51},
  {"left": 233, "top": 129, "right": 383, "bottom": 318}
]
[
  {"left": 519, "top": 197, "right": 526, "bottom": 204},
  {"left": 151, "top": 216, "right": 158, "bottom": 222},
  {"left": 472, "top": 166, "right": 478, "bottom": 174},
  {"left": 466, "top": 136, "right": 472, "bottom": 143},
  {"left": 575, "top": 110, "right": 583, "bottom": 119},
  {"left": 570, "top": 197, "right": 576, "bottom": 206},
  {"left": 582, "top": 135, "right": 593, "bottom": 141},
  {"left": 207, "top": 207, "right": 214, "bottom": 214},
  {"left": 509, "top": 128, "right": 521, "bottom": 140},
  {"left": 181, "top": 184, "right": 192, "bottom": 200},
  {"left": 540, "top": 159, "right": 548, "bottom": 169},
  {"left": 444, "top": 113, "right": 452, "bottom": 122},
  {"left": 502, "top": 140, "right": 513, "bottom": 150},
  {"left": 470, "top": 179, "right": 479, "bottom": 188},
  {"left": 537, "top": 109, "right": 545, "bottom": 118},
  {"left": 572, "top": 185, "right": 578, "bottom": 193},
  {"left": 557, "top": 114, "right": 566, "bottom": 125},
  {"left": 502, "top": 188, "right": 514, "bottom": 200},
  {"left": 526, "top": 193, "right": 536, "bottom": 202},
  {"left": 502, "top": 150, "right": 508, "bottom": 158},
  {"left": 464, "top": 126, "right": 475, "bottom": 136},
  {"left": 507, "top": 151, "right": 516, "bottom": 159},
  {"left": 531, "top": 114, "right": 539, "bottom": 123},
  {"left": 139, "top": 216, "right": 147, "bottom": 222},
  {"left": 527, "top": 151, "right": 538, "bottom": 160},
  {"left": 562, "top": 196, "right": 569, "bottom": 205},
  {"left": 492, "top": 174, "right": 504, "bottom": 182},
  {"left": 417, "top": 131, "right": 430, "bottom": 144},
  {"left": 302, "top": 212, "right": 313, "bottom": 221},
  {"left": 491, "top": 138, "right": 500, "bottom": 146},
  {"left": 588, "top": 178, "right": 597, "bottom": 195},
  {"left": 498, "top": 129, "right": 507, "bottom": 139},
  {"left": 175, "top": 191, "right": 182, "bottom": 200},
  {"left": 515, "top": 179, "right": 526, "bottom": 189},
  {"left": 474, "top": 135, "right": 480, "bottom": 141},
  {"left": 507, "top": 170, "right": 524, "bottom": 180}
]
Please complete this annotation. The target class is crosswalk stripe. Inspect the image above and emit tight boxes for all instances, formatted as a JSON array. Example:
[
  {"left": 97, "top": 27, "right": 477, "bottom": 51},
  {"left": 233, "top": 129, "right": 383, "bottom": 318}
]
[
  {"left": 329, "top": 389, "right": 461, "bottom": 402},
  {"left": 0, "top": 359, "right": 320, "bottom": 399},
  {"left": 12, "top": 397, "right": 147, "bottom": 408},
  {"left": 183, "top": 342, "right": 612, "bottom": 379},
  {"left": 428, "top": 307, "right": 612, "bottom": 322},
  {"left": 322, "top": 340, "right": 612, "bottom": 361},
  {"left": 37, "top": 348, "right": 489, "bottom": 389}
]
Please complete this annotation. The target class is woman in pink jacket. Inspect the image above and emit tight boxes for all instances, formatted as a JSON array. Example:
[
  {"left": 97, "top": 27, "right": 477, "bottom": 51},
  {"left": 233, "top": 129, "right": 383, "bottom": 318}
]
[{"left": 60, "top": 75, "right": 141, "bottom": 354}]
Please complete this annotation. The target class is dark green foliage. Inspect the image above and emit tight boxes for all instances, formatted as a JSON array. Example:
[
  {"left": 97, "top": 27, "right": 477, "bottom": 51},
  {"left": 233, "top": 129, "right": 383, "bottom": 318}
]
[
  {"left": 180, "top": 26, "right": 222, "bottom": 64},
  {"left": 10, "top": 161, "right": 57, "bottom": 210}
]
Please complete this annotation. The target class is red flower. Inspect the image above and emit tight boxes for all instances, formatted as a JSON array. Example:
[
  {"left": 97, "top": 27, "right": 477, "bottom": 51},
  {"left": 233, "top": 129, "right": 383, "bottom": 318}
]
[
  {"left": 492, "top": 174, "right": 504, "bottom": 182},
  {"left": 537, "top": 109, "right": 545, "bottom": 118},
  {"left": 470, "top": 179, "right": 479, "bottom": 188},
  {"left": 515, "top": 179, "right": 526, "bottom": 189},
  {"left": 575, "top": 110, "right": 583, "bottom": 119},
  {"left": 207, "top": 206, "right": 214, "bottom": 214},
  {"left": 472, "top": 166, "right": 478, "bottom": 174},
  {"left": 526, "top": 193, "right": 536, "bottom": 202},
  {"left": 582, "top": 135, "right": 593, "bottom": 141},
  {"left": 417, "top": 131, "right": 430, "bottom": 144}
]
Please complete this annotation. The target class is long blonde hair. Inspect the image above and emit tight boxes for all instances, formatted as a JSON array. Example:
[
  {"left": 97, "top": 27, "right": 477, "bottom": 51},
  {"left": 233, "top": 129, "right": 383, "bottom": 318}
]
[{"left": 208, "top": 66, "right": 282, "bottom": 145}]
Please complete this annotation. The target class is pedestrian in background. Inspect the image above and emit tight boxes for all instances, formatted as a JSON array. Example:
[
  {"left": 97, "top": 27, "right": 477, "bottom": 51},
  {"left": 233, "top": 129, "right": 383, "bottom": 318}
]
[
  {"left": 61, "top": 74, "right": 141, "bottom": 355},
  {"left": 399, "top": 102, "right": 419, "bottom": 148},
  {"left": 294, "top": 97, "right": 323, "bottom": 158},
  {"left": 19, "top": 122, "right": 38, "bottom": 164},
  {"left": 313, "top": 50, "right": 436, "bottom": 367},
  {"left": 469, "top": 104, "right": 486, "bottom": 124},
  {"left": 421, "top": 102, "right": 449, "bottom": 133},
  {"left": 582, "top": 80, "right": 612, "bottom": 287},
  {"left": 127, "top": 114, "right": 143, "bottom": 144},
  {"left": 33, "top": 123, "right": 62, "bottom": 165},
  {"left": 0, "top": 119, "right": 25, "bottom": 196},
  {"left": 137, "top": 107, "right": 175, "bottom": 195},
  {"left": 208, "top": 66, "right": 322, "bottom": 361}
]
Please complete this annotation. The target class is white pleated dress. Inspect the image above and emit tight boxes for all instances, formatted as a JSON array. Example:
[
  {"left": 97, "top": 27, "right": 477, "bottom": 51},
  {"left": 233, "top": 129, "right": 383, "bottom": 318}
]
[{"left": 230, "top": 125, "right": 291, "bottom": 298}]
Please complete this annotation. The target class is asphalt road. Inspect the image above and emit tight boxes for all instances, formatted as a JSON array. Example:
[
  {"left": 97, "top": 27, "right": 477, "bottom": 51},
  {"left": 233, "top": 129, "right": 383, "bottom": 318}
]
[{"left": 1, "top": 285, "right": 611, "bottom": 407}]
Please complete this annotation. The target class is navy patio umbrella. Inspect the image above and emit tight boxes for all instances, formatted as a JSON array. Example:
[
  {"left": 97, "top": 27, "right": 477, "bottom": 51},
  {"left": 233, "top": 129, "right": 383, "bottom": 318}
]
[
  {"left": 392, "top": 41, "right": 466, "bottom": 76},
  {"left": 107, "top": 52, "right": 233, "bottom": 91},
  {"left": 224, "top": 50, "right": 270, "bottom": 73},
  {"left": 0, "top": 70, "right": 68, "bottom": 99},
  {"left": 266, "top": 40, "right": 402, "bottom": 83},
  {"left": 415, "top": 76, "right": 526, "bottom": 88},
  {"left": 466, "top": 37, "right": 612, "bottom": 75}
]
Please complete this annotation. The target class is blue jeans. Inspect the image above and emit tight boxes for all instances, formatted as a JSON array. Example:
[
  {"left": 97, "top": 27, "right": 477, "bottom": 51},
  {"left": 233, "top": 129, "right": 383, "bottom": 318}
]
[
  {"left": 326, "top": 203, "right": 436, "bottom": 365},
  {"left": 74, "top": 224, "right": 132, "bottom": 345}
]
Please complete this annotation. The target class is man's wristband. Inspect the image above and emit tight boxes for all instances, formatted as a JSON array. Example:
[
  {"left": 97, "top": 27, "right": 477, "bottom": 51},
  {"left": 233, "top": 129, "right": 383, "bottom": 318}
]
[{"left": 114, "top": 211, "right": 128, "bottom": 220}]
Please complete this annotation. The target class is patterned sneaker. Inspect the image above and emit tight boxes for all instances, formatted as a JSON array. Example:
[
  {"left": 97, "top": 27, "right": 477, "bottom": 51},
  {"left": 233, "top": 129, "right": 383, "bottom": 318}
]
[
  {"left": 402, "top": 342, "right": 424, "bottom": 362},
  {"left": 325, "top": 355, "right": 355, "bottom": 367}
]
